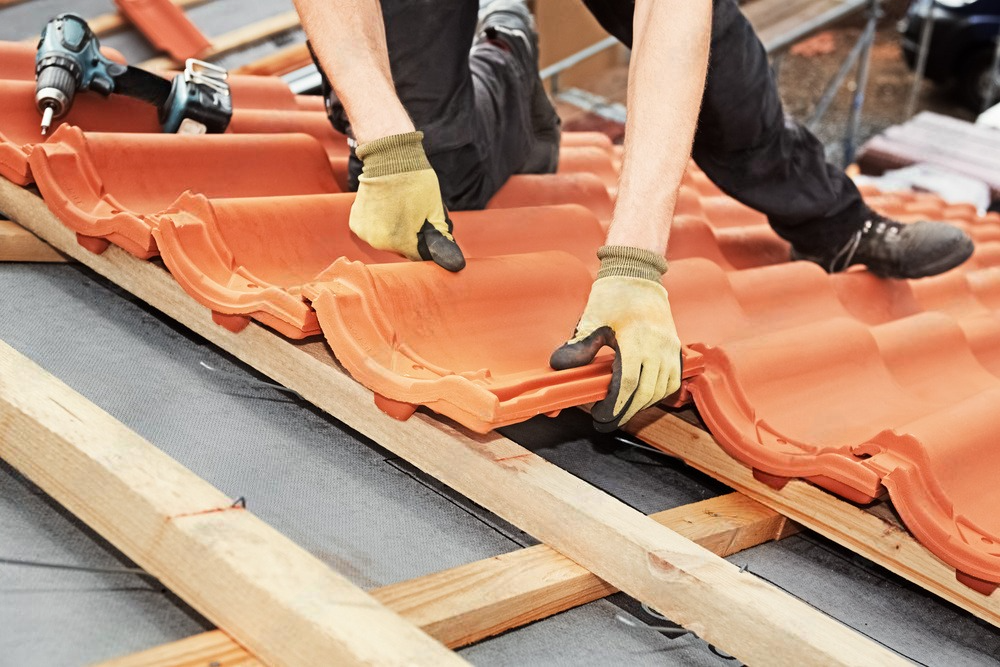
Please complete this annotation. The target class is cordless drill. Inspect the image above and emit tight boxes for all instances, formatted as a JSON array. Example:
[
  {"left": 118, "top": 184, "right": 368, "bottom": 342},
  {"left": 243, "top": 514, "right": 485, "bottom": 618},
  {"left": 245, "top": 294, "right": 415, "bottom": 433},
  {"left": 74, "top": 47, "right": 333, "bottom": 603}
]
[
  {"left": 34, "top": 13, "right": 233, "bottom": 135},
  {"left": 35, "top": 13, "right": 125, "bottom": 134}
]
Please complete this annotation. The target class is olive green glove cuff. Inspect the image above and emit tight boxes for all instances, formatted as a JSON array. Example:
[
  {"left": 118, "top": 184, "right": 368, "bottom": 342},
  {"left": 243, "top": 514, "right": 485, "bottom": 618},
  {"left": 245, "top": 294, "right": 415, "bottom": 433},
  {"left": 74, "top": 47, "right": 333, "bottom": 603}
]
[
  {"left": 356, "top": 131, "right": 432, "bottom": 177},
  {"left": 596, "top": 245, "right": 669, "bottom": 282}
]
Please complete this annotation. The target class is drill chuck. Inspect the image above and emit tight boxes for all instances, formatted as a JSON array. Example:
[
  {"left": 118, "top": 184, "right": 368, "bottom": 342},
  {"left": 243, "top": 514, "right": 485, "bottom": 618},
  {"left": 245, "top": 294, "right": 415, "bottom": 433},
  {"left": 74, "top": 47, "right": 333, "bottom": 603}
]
[{"left": 35, "top": 61, "right": 78, "bottom": 123}]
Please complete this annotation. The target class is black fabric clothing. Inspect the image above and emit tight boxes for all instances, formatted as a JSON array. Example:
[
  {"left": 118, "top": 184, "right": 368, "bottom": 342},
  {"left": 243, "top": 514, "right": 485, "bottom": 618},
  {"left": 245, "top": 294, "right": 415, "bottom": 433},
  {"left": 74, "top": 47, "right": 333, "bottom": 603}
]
[
  {"left": 321, "top": 0, "right": 547, "bottom": 210},
  {"left": 582, "top": 0, "right": 870, "bottom": 253},
  {"left": 323, "top": 0, "right": 872, "bottom": 252}
]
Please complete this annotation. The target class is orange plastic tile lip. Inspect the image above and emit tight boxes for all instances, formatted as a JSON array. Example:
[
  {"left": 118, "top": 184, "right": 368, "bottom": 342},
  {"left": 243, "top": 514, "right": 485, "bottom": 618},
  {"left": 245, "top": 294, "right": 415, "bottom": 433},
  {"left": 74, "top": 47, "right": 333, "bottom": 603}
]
[
  {"left": 28, "top": 125, "right": 339, "bottom": 258},
  {"left": 114, "top": 0, "right": 211, "bottom": 61},
  {"left": 154, "top": 191, "right": 605, "bottom": 338}
]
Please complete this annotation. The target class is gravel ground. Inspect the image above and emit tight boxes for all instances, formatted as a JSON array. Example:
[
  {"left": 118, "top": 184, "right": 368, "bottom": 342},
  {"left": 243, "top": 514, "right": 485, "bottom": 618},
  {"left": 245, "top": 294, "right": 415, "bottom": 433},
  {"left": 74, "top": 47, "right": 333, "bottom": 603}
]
[
  {"left": 778, "top": 24, "right": 974, "bottom": 166},
  {"left": 559, "top": 0, "right": 976, "bottom": 167}
]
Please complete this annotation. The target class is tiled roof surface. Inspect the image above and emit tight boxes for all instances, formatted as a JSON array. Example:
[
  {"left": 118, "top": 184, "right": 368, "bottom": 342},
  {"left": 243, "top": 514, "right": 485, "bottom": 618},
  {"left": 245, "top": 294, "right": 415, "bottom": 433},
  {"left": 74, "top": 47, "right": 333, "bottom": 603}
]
[{"left": 4, "top": 39, "right": 1000, "bottom": 589}]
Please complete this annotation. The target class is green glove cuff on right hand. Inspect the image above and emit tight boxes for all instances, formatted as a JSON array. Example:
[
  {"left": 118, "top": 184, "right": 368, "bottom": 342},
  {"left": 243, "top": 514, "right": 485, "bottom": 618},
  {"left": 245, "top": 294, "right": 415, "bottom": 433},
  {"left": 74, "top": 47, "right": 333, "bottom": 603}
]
[
  {"left": 551, "top": 245, "right": 682, "bottom": 432},
  {"left": 596, "top": 245, "right": 670, "bottom": 282},
  {"left": 350, "top": 131, "right": 465, "bottom": 271},
  {"left": 356, "top": 131, "right": 432, "bottom": 176}
]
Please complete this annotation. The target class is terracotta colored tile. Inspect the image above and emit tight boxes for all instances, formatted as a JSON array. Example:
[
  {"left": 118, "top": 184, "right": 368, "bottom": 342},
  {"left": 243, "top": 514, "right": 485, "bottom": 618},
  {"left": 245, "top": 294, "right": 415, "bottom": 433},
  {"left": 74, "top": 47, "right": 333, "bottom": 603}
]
[
  {"left": 488, "top": 173, "right": 613, "bottom": 224},
  {"left": 6, "top": 44, "right": 1000, "bottom": 588},
  {"left": 29, "top": 126, "right": 340, "bottom": 257},
  {"left": 667, "top": 214, "right": 789, "bottom": 270},
  {"left": 0, "top": 77, "right": 347, "bottom": 185},
  {"left": 295, "top": 95, "right": 326, "bottom": 112},
  {"left": 154, "top": 193, "right": 604, "bottom": 337},
  {"left": 0, "top": 81, "right": 162, "bottom": 185},
  {"left": 302, "top": 252, "right": 614, "bottom": 430},
  {"left": 227, "top": 109, "right": 349, "bottom": 160},
  {"left": 0, "top": 43, "right": 37, "bottom": 81},
  {"left": 557, "top": 145, "right": 619, "bottom": 196},
  {"left": 559, "top": 131, "right": 614, "bottom": 153},
  {"left": 114, "top": 0, "right": 211, "bottom": 61}
]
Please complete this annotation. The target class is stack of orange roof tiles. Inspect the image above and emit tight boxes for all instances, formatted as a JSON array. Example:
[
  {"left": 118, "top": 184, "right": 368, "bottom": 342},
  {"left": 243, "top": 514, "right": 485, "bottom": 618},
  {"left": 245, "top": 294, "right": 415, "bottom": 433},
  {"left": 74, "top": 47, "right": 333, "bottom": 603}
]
[{"left": 3, "top": 39, "right": 1000, "bottom": 595}]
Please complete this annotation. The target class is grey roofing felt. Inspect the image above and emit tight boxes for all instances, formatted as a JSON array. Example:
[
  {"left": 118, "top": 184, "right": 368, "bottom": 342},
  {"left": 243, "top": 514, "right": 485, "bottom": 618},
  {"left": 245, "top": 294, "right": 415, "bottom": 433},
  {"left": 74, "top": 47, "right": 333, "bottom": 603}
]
[
  {"left": 0, "top": 262, "right": 726, "bottom": 666},
  {"left": 1, "top": 259, "right": 999, "bottom": 666},
  {"left": 1, "top": 0, "right": 1000, "bottom": 662}
]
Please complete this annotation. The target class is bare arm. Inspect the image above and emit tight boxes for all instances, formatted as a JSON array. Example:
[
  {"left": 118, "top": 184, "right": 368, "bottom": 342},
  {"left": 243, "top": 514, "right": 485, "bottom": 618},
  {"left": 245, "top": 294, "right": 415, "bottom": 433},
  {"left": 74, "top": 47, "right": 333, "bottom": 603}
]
[
  {"left": 293, "top": 0, "right": 414, "bottom": 143},
  {"left": 605, "top": 0, "right": 712, "bottom": 254}
]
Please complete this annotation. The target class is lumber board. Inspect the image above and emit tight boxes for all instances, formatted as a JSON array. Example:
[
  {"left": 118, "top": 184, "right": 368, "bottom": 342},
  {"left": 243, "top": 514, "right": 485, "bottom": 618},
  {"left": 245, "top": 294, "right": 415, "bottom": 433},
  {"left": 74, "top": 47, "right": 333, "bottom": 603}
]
[
  {"left": 234, "top": 42, "right": 311, "bottom": 77},
  {"left": 627, "top": 407, "right": 1000, "bottom": 629},
  {"left": 0, "top": 177, "right": 906, "bottom": 667},
  {"left": 103, "top": 493, "right": 799, "bottom": 666},
  {"left": 0, "top": 218, "right": 66, "bottom": 262},
  {"left": 16, "top": 0, "right": 209, "bottom": 42},
  {"left": 0, "top": 340, "right": 463, "bottom": 667},
  {"left": 743, "top": 0, "right": 864, "bottom": 53},
  {"left": 140, "top": 11, "right": 301, "bottom": 70},
  {"left": 103, "top": 631, "right": 263, "bottom": 667}
]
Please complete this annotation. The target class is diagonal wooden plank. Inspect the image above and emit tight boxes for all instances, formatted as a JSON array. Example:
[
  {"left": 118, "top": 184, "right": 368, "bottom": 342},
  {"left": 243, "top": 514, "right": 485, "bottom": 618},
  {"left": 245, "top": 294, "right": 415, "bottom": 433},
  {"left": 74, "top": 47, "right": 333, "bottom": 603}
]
[
  {"left": 234, "top": 42, "right": 310, "bottom": 77},
  {"left": 0, "top": 218, "right": 67, "bottom": 262},
  {"left": 139, "top": 11, "right": 301, "bottom": 70},
  {"left": 0, "top": 177, "right": 907, "bottom": 666},
  {"left": 0, "top": 339, "right": 464, "bottom": 667},
  {"left": 101, "top": 493, "right": 798, "bottom": 666},
  {"left": 17, "top": 0, "right": 209, "bottom": 43},
  {"left": 627, "top": 407, "right": 1000, "bottom": 628}
]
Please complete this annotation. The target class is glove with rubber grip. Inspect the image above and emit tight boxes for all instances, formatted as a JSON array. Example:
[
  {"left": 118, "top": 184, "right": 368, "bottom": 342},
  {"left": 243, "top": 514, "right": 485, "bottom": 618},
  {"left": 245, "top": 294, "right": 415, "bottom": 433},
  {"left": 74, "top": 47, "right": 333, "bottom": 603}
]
[
  {"left": 550, "top": 245, "right": 682, "bottom": 432},
  {"left": 350, "top": 131, "right": 465, "bottom": 271}
]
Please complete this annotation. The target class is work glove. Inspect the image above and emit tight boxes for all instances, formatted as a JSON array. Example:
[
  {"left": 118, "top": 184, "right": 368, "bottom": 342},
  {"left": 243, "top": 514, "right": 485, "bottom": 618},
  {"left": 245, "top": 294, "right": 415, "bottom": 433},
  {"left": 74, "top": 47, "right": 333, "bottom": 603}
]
[
  {"left": 350, "top": 131, "right": 466, "bottom": 271},
  {"left": 550, "top": 245, "right": 682, "bottom": 432}
]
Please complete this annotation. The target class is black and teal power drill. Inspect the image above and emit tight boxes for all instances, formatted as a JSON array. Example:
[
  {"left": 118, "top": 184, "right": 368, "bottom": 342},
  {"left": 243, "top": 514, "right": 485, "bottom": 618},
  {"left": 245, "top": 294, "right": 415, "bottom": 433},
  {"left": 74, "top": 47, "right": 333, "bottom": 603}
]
[{"left": 35, "top": 13, "right": 233, "bottom": 135}]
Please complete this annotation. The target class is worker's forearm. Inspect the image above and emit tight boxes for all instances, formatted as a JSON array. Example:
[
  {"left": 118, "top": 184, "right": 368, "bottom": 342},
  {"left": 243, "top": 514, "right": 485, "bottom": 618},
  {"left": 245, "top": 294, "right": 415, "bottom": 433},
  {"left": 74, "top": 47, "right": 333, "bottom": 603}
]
[
  {"left": 605, "top": 0, "right": 711, "bottom": 255},
  {"left": 293, "top": 0, "right": 414, "bottom": 143}
]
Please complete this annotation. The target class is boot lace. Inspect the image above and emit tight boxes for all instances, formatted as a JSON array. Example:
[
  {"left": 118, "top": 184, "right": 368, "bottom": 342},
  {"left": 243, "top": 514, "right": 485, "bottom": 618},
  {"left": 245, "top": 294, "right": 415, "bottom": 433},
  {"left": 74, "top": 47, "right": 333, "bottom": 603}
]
[{"left": 827, "top": 217, "right": 901, "bottom": 272}]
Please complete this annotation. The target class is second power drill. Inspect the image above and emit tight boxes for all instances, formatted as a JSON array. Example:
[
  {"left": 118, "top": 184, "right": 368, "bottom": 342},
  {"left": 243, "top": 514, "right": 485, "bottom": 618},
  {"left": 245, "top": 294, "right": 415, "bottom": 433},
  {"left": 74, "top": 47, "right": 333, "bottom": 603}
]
[{"left": 35, "top": 13, "right": 232, "bottom": 135}]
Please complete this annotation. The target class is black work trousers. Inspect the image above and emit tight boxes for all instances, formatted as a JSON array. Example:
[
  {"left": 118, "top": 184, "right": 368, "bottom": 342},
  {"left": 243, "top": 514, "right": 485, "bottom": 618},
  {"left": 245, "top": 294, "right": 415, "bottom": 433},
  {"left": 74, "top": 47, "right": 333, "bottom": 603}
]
[
  {"left": 334, "top": 0, "right": 871, "bottom": 253},
  {"left": 331, "top": 0, "right": 545, "bottom": 210}
]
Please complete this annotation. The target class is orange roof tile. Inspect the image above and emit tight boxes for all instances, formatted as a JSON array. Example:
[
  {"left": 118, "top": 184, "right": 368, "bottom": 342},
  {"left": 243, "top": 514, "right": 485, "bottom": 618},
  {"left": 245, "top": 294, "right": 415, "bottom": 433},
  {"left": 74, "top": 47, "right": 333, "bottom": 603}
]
[
  {"left": 29, "top": 126, "right": 340, "bottom": 257},
  {"left": 487, "top": 173, "right": 613, "bottom": 224},
  {"left": 154, "top": 194, "right": 603, "bottom": 337},
  {"left": 302, "top": 252, "right": 616, "bottom": 429},
  {"left": 0, "top": 76, "right": 348, "bottom": 187},
  {"left": 113, "top": 0, "right": 211, "bottom": 61},
  {"left": 3, "top": 40, "right": 1000, "bottom": 589}
]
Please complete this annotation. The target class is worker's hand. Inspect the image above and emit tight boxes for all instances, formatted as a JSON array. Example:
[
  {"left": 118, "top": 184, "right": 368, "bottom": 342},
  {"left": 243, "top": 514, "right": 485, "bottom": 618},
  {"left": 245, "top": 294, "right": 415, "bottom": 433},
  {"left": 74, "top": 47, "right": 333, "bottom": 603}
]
[
  {"left": 350, "top": 131, "right": 465, "bottom": 271},
  {"left": 550, "top": 246, "right": 682, "bottom": 432}
]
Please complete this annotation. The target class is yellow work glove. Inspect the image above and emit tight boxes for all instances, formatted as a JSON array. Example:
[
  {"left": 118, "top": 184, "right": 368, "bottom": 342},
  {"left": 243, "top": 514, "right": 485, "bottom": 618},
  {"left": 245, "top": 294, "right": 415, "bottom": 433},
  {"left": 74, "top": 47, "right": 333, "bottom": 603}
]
[
  {"left": 550, "top": 245, "right": 682, "bottom": 432},
  {"left": 350, "top": 131, "right": 465, "bottom": 271}
]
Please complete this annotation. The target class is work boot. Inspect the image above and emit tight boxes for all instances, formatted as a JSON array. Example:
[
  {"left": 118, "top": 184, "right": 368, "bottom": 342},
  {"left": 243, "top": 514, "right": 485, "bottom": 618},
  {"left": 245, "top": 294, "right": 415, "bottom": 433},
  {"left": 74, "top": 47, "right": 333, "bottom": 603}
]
[
  {"left": 477, "top": 0, "right": 561, "bottom": 174},
  {"left": 791, "top": 214, "right": 974, "bottom": 279}
]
